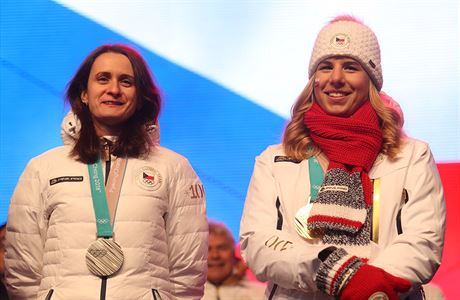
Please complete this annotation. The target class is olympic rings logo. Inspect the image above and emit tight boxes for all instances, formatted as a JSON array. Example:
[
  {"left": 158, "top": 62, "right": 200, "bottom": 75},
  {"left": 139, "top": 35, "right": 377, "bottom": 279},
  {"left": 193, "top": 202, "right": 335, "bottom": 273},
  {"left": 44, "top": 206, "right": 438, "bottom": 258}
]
[{"left": 88, "top": 249, "right": 107, "bottom": 257}]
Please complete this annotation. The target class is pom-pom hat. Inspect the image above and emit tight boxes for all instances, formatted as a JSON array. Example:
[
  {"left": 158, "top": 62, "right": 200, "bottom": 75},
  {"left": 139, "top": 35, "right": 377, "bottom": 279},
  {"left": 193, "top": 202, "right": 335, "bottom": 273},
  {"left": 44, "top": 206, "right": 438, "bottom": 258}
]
[{"left": 308, "top": 17, "right": 383, "bottom": 91}]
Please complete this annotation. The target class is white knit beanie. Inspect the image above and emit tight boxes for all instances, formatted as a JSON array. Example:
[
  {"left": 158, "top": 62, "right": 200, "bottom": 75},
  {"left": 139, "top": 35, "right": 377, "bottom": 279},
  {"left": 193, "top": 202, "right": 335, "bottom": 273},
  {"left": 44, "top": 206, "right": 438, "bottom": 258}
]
[{"left": 308, "top": 17, "right": 383, "bottom": 90}]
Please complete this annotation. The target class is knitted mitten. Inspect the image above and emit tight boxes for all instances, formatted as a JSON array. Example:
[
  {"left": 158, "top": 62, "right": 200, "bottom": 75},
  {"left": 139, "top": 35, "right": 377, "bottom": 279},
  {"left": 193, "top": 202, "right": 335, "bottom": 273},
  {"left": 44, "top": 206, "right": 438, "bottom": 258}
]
[
  {"left": 316, "top": 247, "right": 411, "bottom": 300},
  {"left": 307, "top": 165, "right": 368, "bottom": 235}
]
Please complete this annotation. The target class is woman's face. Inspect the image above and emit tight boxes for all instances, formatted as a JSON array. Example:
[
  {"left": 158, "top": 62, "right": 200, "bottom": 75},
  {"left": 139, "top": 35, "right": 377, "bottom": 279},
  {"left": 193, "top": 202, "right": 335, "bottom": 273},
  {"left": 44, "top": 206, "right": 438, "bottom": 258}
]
[
  {"left": 81, "top": 52, "right": 137, "bottom": 136},
  {"left": 314, "top": 56, "right": 370, "bottom": 117}
]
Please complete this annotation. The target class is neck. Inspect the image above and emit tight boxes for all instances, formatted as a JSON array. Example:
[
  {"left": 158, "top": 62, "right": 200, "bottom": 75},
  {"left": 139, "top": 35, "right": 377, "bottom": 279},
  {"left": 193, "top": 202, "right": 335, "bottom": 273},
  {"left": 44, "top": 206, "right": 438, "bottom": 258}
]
[
  {"left": 209, "top": 275, "right": 240, "bottom": 287},
  {"left": 93, "top": 122, "right": 121, "bottom": 137},
  {"left": 316, "top": 151, "right": 329, "bottom": 172}
]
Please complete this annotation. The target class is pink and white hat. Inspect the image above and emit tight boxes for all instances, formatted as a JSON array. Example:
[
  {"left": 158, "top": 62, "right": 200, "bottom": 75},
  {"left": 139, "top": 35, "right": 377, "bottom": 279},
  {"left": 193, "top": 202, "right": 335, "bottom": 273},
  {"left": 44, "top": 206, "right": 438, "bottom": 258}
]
[{"left": 308, "top": 16, "right": 383, "bottom": 91}]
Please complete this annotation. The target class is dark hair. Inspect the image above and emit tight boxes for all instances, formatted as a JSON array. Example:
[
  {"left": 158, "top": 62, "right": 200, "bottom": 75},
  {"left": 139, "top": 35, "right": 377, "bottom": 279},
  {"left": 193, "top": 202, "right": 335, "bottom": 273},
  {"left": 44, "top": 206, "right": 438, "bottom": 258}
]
[{"left": 66, "top": 44, "right": 161, "bottom": 164}]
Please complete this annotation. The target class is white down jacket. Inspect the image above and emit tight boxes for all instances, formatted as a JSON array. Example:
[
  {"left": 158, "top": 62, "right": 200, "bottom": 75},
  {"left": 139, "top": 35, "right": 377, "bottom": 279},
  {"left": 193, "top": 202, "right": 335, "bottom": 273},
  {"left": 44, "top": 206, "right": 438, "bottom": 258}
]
[
  {"left": 240, "top": 139, "right": 445, "bottom": 299},
  {"left": 5, "top": 113, "right": 208, "bottom": 300}
]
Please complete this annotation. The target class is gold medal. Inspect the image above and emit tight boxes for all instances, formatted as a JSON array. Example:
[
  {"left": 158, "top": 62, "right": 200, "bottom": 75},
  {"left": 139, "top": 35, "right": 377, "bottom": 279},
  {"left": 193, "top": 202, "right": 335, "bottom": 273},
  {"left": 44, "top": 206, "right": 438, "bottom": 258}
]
[
  {"left": 86, "top": 238, "right": 124, "bottom": 277},
  {"left": 294, "top": 203, "right": 324, "bottom": 240}
]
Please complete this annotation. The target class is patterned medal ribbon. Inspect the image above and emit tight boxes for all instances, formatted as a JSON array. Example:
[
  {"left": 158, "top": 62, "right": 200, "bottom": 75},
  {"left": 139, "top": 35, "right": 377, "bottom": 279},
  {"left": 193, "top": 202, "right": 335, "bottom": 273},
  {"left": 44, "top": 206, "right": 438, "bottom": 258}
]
[
  {"left": 86, "top": 157, "right": 127, "bottom": 277},
  {"left": 295, "top": 156, "right": 325, "bottom": 240}
]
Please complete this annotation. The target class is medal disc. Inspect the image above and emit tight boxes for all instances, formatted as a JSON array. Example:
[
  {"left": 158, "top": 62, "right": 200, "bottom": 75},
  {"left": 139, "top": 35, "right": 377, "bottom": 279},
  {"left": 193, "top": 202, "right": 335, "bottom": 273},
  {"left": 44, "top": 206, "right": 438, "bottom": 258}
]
[
  {"left": 368, "top": 292, "right": 389, "bottom": 300},
  {"left": 86, "top": 238, "right": 124, "bottom": 277},
  {"left": 295, "top": 204, "right": 323, "bottom": 240}
]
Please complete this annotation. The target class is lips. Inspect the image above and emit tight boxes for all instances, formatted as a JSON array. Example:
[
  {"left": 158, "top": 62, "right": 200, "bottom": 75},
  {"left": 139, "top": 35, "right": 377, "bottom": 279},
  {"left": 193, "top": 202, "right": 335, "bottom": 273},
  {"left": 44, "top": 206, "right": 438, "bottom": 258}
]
[
  {"left": 325, "top": 91, "right": 351, "bottom": 97},
  {"left": 208, "top": 262, "right": 224, "bottom": 268},
  {"left": 101, "top": 100, "right": 124, "bottom": 106}
]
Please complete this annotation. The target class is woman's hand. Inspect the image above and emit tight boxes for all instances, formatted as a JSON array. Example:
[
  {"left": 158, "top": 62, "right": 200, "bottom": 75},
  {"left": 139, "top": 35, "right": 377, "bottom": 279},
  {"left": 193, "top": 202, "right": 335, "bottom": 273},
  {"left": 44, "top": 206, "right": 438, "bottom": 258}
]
[{"left": 339, "top": 264, "right": 411, "bottom": 300}]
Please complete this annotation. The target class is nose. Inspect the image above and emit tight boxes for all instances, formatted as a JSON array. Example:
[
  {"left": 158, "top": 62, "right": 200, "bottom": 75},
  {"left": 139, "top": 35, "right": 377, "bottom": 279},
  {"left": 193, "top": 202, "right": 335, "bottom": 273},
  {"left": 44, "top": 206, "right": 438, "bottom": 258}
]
[
  {"left": 208, "top": 248, "right": 221, "bottom": 259},
  {"left": 107, "top": 80, "right": 121, "bottom": 97},
  {"left": 329, "top": 67, "right": 345, "bottom": 87}
]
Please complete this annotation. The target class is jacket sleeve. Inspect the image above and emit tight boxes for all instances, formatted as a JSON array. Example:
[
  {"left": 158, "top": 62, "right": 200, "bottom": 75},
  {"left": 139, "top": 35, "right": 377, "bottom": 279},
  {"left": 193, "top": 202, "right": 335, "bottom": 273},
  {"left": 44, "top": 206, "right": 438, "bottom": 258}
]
[
  {"left": 239, "top": 147, "right": 327, "bottom": 293},
  {"left": 165, "top": 157, "right": 208, "bottom": 299},
  {"left": 371, "top": 141, "right": 446, "bottom": 284},
  {"left": 5, "top": 158, "right": 46, "bottom": 300}
]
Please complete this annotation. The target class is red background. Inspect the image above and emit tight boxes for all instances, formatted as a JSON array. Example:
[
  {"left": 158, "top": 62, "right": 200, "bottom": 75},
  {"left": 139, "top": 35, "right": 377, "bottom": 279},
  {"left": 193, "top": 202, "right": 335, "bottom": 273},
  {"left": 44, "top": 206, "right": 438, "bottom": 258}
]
[{"left": 432, "top": 163, "right": 460, "bottom": 299}]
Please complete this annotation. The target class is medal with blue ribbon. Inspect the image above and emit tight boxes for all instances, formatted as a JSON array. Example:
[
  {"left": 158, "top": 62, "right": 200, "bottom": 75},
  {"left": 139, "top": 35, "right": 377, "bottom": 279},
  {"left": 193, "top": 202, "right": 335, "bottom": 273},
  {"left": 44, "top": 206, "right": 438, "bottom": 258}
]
[{"left": 86, "top": 158, "right": 126, "bottom": 277}]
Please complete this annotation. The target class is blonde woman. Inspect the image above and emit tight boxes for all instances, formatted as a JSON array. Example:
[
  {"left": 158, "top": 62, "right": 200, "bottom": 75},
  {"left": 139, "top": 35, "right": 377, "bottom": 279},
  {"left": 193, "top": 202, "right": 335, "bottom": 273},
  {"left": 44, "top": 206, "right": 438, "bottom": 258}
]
[{"left": 240, "top": 16, "right": 445, "bottom": 300}]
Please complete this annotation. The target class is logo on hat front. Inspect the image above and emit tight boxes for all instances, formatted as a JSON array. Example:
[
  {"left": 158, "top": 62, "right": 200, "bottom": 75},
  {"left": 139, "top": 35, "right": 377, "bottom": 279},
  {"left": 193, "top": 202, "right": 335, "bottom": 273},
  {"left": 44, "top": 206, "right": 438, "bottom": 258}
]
[
  {"left": 330, "top": 33, "right": 350, "bottom": 49},
  {"left": 135, "top": 166, "right": 162, "bottom": 191}
]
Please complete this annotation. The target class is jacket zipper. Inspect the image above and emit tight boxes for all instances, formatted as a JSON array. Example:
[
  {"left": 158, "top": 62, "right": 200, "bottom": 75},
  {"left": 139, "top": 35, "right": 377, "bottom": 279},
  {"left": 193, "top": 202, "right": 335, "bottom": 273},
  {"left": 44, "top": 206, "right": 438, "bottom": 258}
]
[
  {"left": 100, "top": 140, "right": 111, "bottom": 300},
  {"left": 44, "top": 289, "right": 54, "bottom": 300},
  {"left": 100, "top": 276, "right": 107, "bottom": 300},
  {"left": 152, "top": 289, "right": 163, "bottom": 300},
  {"left": 396, "top": 188, "right": 408, "bottom": 235},
  {"left": 104, "top": 140, "right": 111, "bottom": 185},
  {"left": 268, "top": 197, "right": 283, "bottom": 300}
]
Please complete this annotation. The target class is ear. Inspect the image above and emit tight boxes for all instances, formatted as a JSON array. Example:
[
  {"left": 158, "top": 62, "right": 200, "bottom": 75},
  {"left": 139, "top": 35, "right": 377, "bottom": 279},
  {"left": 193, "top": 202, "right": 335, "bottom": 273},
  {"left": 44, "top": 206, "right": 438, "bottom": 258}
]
[{"left": 80, "top": 91, "right": 88, "bottom": 104}]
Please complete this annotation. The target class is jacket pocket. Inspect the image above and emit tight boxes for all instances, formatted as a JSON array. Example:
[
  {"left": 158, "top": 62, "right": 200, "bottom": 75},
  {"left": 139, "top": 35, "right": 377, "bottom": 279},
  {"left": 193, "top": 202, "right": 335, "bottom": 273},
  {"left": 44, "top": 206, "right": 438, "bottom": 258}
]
[
  {"left": 396, "top": 188, "right": 409, "bottom": 234},
  {"left": 152, "top": 289, "right": 163, "bottom": 300},
  {"left": 44, "top": 289, "right": 54, "bottom": 300}
]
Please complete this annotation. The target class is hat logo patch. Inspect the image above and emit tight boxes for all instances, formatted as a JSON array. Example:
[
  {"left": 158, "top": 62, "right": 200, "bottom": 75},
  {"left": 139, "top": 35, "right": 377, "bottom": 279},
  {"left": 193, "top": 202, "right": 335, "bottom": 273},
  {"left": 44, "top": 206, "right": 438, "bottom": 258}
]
[
  {"left": 135, "top": 166, "right": 162, "bottom": 191},
  {"left": 330, "top": 33, "right": 350, "bottom": 48}
]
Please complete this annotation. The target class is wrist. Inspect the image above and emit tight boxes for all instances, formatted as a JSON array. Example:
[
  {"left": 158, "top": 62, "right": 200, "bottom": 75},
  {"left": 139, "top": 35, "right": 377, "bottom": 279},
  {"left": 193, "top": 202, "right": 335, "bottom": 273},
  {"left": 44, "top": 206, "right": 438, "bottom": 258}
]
[{"left": 316, "top": 247, "right": 363, "bottom": 297}]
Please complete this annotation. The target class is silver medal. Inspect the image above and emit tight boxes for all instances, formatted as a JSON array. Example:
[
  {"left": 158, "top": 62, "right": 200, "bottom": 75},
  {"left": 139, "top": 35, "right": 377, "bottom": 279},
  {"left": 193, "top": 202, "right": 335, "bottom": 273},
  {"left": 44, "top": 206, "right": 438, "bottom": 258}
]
[{"left": 86, "top": 238, "right": 124, "bottom": 277}]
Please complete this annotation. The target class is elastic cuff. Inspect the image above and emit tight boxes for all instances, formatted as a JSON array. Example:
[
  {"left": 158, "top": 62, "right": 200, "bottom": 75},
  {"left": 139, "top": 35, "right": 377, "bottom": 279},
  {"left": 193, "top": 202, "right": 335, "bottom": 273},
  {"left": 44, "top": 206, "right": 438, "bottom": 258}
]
[{"left": 316, "top": 248, "right": 363, "bottom": 297}]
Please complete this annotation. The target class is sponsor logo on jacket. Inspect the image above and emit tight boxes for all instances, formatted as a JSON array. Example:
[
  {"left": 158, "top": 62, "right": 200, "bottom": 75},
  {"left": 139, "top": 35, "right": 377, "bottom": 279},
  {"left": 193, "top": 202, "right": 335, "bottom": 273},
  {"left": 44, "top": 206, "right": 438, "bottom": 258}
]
[
  {"left": 274, "top": 156, "right": 302, "bottom": 164},
  {"left": 49, "top": 176, "right": 83, "bottom": 186}
]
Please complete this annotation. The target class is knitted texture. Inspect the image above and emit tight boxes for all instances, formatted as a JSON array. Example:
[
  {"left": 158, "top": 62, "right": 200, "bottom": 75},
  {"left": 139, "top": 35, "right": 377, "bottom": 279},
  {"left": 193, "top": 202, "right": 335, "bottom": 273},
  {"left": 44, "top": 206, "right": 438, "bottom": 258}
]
[
  {"left": 316, "top": 248, "right": 363, "bottom": 296},
  {"left": 308, "top": 19, "right": 382, "bottom": 90},
  {"left": 304, "top": 102, "right": 382, "bottom": 245},
  {"left": 304, "top": 102, "right": 383, "bottom": 172},
  {"left": 316, "top": 248, "right": 412, "bottom": 299},
  {"left": 307, "top": 167, "right": 372, "bottom": 247}
]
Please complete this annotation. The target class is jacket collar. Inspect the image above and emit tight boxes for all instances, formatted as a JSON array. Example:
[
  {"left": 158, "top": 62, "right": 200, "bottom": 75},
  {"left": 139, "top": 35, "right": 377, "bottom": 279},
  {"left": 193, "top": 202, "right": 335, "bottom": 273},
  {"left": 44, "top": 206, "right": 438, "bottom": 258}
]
[{"left": 369, "top": 140, "right": 411, "bottom": 179}]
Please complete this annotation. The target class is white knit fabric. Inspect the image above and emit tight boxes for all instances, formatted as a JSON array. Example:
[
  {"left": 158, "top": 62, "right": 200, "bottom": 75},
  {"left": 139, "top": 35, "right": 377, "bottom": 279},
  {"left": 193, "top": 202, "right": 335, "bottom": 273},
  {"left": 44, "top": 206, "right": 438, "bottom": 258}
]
[{"left": 308, "top": 20, "right": 383, "bottom": 90}]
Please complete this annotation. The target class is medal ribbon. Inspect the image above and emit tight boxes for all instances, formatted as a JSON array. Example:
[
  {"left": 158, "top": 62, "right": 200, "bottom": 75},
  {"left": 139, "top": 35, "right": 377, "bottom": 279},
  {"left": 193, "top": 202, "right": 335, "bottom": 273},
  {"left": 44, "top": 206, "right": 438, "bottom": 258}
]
[
  {"left": 372, "top": 178, "right": 381, "bottom": 243},
  {"left": 308, "top": 156, "right": 324, "bottom": 202},
  {"left": 88, "top": 158, "right": 127, "bottom": 238}
]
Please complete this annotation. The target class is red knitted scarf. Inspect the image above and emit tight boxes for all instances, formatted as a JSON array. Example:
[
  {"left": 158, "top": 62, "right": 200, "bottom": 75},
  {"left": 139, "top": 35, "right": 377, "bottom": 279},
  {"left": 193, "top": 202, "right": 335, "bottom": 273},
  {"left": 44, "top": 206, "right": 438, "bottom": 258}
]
[
  {"left": 304, "top": 101, "right": 382, "bottom": 173},
  {"left": 304, "top": 101, "right": 383, "bottom": 236}
]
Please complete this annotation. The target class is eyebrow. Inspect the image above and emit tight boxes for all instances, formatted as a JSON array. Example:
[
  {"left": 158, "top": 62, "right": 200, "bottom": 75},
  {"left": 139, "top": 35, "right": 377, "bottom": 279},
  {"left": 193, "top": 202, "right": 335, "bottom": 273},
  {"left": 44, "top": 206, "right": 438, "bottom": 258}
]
[
  {"left": 95, "top": 71, "right": 135, "bottom": 78},
  {"left": 318, "top": 60, "right": 363, "bottom": 70}
]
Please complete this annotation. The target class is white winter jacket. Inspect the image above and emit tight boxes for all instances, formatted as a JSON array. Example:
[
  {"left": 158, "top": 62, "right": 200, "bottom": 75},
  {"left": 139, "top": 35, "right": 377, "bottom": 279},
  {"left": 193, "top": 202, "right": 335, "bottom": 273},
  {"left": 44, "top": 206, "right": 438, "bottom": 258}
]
[
  {"left": 202, "top": 277, "right": 266, "bottom": 300},
  {"left": 240, "top": 139, "right": 445, "bottom": 299},
  {"left": 5, "top": 115, "right": 208, "bottom": 300}
]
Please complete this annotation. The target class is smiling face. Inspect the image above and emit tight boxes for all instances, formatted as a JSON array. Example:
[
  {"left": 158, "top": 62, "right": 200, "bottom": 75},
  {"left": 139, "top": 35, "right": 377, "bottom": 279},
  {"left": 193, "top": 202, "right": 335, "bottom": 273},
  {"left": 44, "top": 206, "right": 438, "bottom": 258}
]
[
  {"left": 207, "top": 233, "right": 235, "bottom": 285},
  {"left": 81, "top": 52, "right": 137, "bottom": 136},
  {"left": 314, "top": 56, "right": 370, "bottom": 117}
]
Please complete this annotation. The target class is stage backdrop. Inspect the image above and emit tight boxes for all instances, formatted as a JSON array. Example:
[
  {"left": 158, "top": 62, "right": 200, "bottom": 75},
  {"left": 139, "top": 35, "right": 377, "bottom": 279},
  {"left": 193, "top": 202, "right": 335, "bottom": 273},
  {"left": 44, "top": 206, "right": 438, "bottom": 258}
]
[{"left": 1, "top": 1, "right": 458, "bottom": 298}]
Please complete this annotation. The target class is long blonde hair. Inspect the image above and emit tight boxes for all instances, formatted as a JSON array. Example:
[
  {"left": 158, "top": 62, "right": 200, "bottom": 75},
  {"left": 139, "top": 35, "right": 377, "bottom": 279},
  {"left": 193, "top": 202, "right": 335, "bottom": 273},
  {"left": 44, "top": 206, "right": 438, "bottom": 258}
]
[{"left": 282, "top": 75, "right": 404, "bottom": 161}]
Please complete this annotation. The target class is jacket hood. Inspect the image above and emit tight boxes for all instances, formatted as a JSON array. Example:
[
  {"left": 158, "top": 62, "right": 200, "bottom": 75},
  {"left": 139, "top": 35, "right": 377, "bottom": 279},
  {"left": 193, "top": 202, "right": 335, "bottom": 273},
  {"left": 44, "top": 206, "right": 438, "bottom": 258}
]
[{"left": 60, "top": 110, "right": 160, "bottom": 146}]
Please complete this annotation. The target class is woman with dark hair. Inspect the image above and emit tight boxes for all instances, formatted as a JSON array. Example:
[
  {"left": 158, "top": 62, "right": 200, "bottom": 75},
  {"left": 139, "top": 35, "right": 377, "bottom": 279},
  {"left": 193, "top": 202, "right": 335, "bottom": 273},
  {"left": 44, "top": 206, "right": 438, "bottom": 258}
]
[
  {"left": 0, "top": 222, "right": 8, "bottom": 300},
  {"left": 5, "top": 44, "right": 208, "bottom": 299},
  {"left": 240, "top": 16, "right": 446, "bottom": 300}
]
